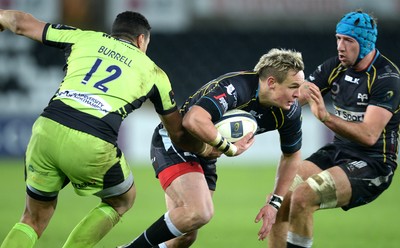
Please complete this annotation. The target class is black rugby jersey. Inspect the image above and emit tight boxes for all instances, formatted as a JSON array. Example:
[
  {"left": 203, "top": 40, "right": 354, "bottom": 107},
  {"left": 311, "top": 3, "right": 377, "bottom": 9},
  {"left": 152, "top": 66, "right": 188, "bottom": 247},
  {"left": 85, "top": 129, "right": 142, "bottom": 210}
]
[
  {"left": 308, "top": 51, "right": 400, "bottom": 168},
  {"left": 180, "top": 71, "right": 302, "bottom": 154}
]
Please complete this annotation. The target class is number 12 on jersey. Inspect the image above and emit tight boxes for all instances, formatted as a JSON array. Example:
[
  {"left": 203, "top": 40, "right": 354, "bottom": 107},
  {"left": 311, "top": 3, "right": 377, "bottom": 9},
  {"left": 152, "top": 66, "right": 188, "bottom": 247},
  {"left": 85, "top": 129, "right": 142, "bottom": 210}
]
[{"left": 81, "top": 58, "right": 122, "bottom": 93}]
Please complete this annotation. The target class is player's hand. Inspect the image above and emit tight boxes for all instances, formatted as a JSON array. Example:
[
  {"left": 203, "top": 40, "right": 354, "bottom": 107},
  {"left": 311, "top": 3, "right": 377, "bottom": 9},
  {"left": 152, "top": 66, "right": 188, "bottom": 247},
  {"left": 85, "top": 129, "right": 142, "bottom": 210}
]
[
  {"left": 233, "top": 132, "right": 255, "bottom": 156},
  {"left": 254, "top": 195, "right": 278, "bottom": 241},
  {"left": 304, "top": 83, "right": 330, "bottom": 122}
]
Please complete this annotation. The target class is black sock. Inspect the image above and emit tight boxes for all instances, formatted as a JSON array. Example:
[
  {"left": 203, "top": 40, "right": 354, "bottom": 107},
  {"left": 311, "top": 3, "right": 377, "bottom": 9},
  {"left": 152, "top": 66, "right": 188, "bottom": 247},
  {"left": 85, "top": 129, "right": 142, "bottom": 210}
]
[
  {"left": 124, "top": 214, "right": 179, "bottom": 248},
  {"left": 287, "top": 241, "right": 307, "bottom": 248}
]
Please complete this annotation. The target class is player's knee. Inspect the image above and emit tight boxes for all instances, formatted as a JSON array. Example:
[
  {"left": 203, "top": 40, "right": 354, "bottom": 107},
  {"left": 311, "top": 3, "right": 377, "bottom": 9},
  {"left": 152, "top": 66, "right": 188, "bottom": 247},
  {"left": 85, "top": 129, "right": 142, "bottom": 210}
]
[
  {"left": 104, "top": 185, "right": 136, "bottom": 216},
  {"left": 193, "top": 209, "right": 214, "bottom": 227},
  {"left": 290, "top": 183, "right": 314, "bottom": 214},
  {"left": 189, "top": 204, "right": 214, "bottom": 228},
  {"left": 305, "top": 170, "right": 337, "bottom": 209}
]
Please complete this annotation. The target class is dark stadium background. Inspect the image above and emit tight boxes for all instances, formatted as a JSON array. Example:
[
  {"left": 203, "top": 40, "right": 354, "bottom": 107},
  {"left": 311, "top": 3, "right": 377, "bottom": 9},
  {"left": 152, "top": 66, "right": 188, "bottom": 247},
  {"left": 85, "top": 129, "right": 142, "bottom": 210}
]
[{"left": 0, "top": 0, "right": 399, "bottom": 160}]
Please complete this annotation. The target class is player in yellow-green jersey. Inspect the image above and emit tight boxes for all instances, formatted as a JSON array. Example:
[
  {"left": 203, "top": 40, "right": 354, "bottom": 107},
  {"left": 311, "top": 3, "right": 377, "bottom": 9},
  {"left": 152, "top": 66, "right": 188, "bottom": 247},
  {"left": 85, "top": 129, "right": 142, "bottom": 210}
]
[{"left": 0, "top": 9, "right": 205, "bottom": 248}]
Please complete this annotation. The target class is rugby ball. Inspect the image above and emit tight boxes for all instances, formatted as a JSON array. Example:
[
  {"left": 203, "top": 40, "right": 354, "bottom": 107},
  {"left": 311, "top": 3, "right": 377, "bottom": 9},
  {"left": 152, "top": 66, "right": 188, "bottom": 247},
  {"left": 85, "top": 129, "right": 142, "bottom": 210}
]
[{"left": 214, "top": 109, "right": 258, "bottom": 142}]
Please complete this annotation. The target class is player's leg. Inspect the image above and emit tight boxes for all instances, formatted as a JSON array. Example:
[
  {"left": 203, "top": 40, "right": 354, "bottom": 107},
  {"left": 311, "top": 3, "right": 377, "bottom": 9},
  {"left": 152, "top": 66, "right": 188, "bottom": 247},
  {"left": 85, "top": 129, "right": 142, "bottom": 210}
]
[
  {"left": 121, "top": 165, "right": 213, "bottom": 248},
  {"left": 268, "top": 191, "right": 291, "bottom": 248},
  {"left": 160, "top": 189, "right": 214, "bottom": 248},
  {"left": 1, "top": 117, "right": 64, "bottom": 248},
  {"left": 268, "top": 174, "right": 304, "bottom": 248},
  {"left": 55, "top": 123, "right": 135, "bottom": 248},
  {"left": 62, "top": 185, "right": 135, "bottom": 248},
  {"left": 0, "top": 195, "right": 57, "bottom": 248},
  {"left": 287, "top": 163, "right": 351, "bottom": 248}
]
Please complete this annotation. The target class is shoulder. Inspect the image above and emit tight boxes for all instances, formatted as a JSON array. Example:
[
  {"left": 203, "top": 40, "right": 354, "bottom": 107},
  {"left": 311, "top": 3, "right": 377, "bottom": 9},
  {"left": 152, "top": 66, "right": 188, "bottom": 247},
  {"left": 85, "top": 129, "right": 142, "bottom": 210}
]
[
  {"left": 373, "top": 53, "right": 400, "bottom": 77},
  {"left": 314, "top": 56, "right": 341, "bottom": 73},
  {"left": 44, "top": 24, "right": 101, "bottom": 44},
  {"left": 308, "top": 56, "right": 342, "bottom": 84},
  {"left": 284, "top": 100, "right": 302, "bottom": 120},
  {"left": 217, "top": 71, "right": 258, "bottom": 97}
]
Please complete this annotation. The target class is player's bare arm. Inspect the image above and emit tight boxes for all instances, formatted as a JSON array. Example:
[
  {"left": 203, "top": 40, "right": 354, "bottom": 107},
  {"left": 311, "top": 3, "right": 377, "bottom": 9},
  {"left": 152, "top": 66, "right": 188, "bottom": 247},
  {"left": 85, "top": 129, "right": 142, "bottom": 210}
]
[
  {"left": 183, "top": 105, "right": 218, "bottom": 143},
  {"left": 159, "top": 110, "right": 204, "bottom": 154},
  {"left": 0, "top": 9, "right": 46, "bottom": 42},
  {"left": 305, "top": 83, "right": 392, "bottom": 146},
  {"left": 255, "top": 150, "right": 301, "bottom": 241},
  {"left": 183, "top": 105, "right": 254, "bottom": 156}
]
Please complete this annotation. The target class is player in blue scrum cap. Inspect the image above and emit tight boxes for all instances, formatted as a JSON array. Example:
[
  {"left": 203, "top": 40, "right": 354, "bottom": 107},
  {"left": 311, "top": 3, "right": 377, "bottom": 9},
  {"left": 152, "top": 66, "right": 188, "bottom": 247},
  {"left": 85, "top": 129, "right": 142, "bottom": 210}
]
[
  {"left": 336, "top": 10, "right": 378, "bottom": 62},
  {"left": 268, "top": 9, "right": 400, "bottom": 248}
]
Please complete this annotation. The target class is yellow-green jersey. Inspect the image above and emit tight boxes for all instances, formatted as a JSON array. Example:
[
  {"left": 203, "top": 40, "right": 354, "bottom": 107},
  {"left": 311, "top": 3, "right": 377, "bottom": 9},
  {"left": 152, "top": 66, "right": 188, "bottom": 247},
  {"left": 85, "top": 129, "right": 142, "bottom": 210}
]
[{"left": 40, "top": 24, "right": 177, "bottom": 144}]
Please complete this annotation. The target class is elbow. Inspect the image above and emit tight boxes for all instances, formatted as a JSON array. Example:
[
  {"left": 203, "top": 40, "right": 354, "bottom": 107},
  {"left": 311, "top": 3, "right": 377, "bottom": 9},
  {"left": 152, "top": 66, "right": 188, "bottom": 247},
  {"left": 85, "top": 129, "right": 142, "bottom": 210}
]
[
  {"left": 182, "top": 114, "right": 197, "bottom": 134},
  {"left": 169, "top": 129, "right": 185, "bottom": 145},
  {"left": 9, "top": 12, "right": 31, "bottom": 35},
  {"left": 360, "top": 134, "right": 380, "bottom": 147}
]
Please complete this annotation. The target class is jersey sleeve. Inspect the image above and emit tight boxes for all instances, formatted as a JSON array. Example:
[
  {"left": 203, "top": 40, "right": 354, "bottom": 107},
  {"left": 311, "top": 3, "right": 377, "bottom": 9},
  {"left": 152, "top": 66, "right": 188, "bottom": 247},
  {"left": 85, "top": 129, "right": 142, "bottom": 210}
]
[
  {"left": 369, "top": 72, "right": 400, "bottom": 113},
  {"left": 307, "top": 57, "right": 341, "bottom": 95},
  {"left": 42, "top": 23, "right": 87, "bottom": 49},
  {"left": 195, "top": 80, "right": 239, "bottom": 122},
  {"left": 278, "top": 101, "right": 303, "bottom": 154},
  {"left": 148, "top": 66, "right": 177, "bottom": 115}
]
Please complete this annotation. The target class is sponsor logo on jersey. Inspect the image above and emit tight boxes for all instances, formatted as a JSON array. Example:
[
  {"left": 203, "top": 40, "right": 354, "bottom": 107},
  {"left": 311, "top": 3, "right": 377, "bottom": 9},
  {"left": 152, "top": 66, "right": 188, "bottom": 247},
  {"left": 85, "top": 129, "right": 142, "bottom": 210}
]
[
  {"left": 385, "top": 90, "right": 394, "bottom": 101},
  {"left": 344, "top": 75, "right": 360, "bottom": 84},
  {"left": 377, "top": 66, "right": 400, "bottom": 79},
  {"left": 357, "top": 93, "right": 368, "bottom": 106},
  {"left": 346, "top": 160, "right": 367, "bottom": 172},
  {"left": 249, "top": 110, "right": 263, "bottom": 119},
  {"left": 28, "top": 164, "right": 49, "bottom": 176},
  {"left": 72, "top": 180, "right": 96, "bottom": 189},
  {"left": 52, "top": 24, "right": 77, "bottom": 30},
  {"left": 334, "top": 105, "right": 364, "bottom": 122},
  {"left": 56, "top": 90, "right": 111, "bottom": 114},
  {"left": 225, "top": 84, "right": 236, "bottom": 95},
  {"left": 331, "top": 82, "right": 339, "bottom": 94},
  {"left": 225, "top": 84, "right": 238, "bottom": 107},
  {"left": 213, "top": 93, "right": 228, "bottom": 111}
]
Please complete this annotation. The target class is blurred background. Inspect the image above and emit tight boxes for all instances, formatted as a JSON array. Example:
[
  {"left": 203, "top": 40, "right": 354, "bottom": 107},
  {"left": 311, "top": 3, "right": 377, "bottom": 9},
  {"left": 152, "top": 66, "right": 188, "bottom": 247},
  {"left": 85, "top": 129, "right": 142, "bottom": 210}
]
[{"left": 1, "top": 0, "right": 400, "bottom": 164}]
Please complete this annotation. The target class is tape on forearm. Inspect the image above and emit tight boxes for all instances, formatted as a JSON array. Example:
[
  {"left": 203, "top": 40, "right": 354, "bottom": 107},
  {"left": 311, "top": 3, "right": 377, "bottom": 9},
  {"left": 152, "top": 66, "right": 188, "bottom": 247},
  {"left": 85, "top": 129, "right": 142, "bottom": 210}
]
[
  {"left": 210, "top": 132, "right": 237, "bottom": 156},
  {"left": 197, "top": 143, "right": 213, "bottom": 157}
]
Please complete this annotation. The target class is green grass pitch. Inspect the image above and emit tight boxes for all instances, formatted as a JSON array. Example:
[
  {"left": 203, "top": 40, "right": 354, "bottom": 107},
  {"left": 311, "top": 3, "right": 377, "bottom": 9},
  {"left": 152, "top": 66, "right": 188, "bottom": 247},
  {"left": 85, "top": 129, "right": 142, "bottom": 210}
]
[{"left": 1, "top": 158, "right": 399, "bottom": 247}]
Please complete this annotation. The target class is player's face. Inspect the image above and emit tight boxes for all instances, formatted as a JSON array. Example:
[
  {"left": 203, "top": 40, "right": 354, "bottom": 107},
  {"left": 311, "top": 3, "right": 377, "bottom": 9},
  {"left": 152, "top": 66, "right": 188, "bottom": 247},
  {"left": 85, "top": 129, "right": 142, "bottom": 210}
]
[
  {"left": 336, "top": 34, "right": 359, "bottom": 67},
  {"left": 266, "top": 70, "right": 305, "bottom": 110}
]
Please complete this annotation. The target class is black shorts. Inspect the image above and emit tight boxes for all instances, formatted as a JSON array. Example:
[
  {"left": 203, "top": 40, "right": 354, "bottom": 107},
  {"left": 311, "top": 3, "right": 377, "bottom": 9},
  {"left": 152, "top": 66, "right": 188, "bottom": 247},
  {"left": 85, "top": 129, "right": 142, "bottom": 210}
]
[
  {"left": 150, "top": 125, "right": 218, "bottom": 191},
  {"left": 306, "top": 143, "right": 395, "bottom": 210}
]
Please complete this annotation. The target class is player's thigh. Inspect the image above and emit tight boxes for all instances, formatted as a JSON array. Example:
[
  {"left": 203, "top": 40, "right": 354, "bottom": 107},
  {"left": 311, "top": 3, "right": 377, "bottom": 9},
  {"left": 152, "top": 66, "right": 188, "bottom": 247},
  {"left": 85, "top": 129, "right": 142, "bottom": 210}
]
[
  {"left": 298, "top": 160, "right": 322, "bottom": 179},
  {"left": 165, "top": 189, "right": 214, "bottom": 209},
  {"left": 56, "top": 124, "right": 133, "bottom": 198},
  {"left": 165, "top": 172, "right": 212, "bottom": 207},
  {"left": 25, "top": 117, "right": 69, "bottom": 195}
]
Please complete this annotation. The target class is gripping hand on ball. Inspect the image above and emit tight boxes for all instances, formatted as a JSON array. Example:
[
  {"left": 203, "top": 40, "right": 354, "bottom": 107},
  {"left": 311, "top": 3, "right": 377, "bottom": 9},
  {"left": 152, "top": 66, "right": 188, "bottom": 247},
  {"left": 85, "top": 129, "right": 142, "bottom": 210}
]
[{"left": 233, "top": 132, "right": 255, "bottom": 156}]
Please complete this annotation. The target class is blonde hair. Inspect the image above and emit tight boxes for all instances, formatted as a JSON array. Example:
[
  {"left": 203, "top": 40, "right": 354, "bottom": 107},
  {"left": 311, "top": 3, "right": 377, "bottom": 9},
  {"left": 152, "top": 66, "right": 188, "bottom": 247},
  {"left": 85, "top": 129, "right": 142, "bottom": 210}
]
[{"left": 254, "top": 48, "right": 304, "bottom": 83}]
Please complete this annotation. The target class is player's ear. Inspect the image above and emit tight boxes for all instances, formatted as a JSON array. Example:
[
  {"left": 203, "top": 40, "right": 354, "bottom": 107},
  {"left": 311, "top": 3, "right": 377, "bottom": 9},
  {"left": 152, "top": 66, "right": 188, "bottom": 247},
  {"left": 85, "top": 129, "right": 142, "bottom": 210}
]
[
  {"left": 266, "top": 76, "right": 276, "bottom": 88},
  {"left": 136, "top": 33, "right": 146, "bottom": 51}
]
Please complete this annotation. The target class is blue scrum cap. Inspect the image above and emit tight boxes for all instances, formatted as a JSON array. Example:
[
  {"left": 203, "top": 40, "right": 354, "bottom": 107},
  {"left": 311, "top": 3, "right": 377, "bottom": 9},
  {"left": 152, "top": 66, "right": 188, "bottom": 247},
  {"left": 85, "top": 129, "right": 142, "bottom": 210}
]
[{"left": 336, "top": 11, "right": 377, "bottom": 59}]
